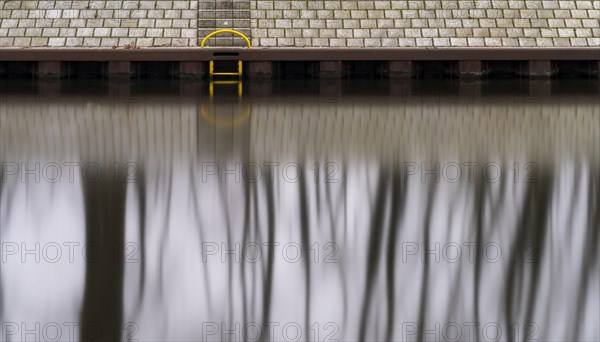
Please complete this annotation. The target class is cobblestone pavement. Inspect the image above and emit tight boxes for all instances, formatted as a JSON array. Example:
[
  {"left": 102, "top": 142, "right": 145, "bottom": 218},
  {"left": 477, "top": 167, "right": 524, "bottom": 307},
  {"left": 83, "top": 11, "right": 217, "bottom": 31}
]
[
  {"left": 250, "top": 0, "right": 600, "bottom": 47},
  {"left": 0, "top": 0, "right": 199, "bottom": 47},
  {"left": 1, "top": 1, "right": 599, "bottom": 47}
]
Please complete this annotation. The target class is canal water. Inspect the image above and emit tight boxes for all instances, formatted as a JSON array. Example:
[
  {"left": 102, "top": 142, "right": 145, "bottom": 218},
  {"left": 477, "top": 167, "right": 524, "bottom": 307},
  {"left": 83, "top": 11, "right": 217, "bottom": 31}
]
[{"left": 0, "top": 79, "right": 598, "bottom": 342}]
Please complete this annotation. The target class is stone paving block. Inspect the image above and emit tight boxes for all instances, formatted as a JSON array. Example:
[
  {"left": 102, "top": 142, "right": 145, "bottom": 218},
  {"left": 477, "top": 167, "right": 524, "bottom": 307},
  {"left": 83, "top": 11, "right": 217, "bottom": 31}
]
[
  {"left": 459, "top": 61, "right": 483, "bottom": 78},
  {"left": 1, "top": 0, "right": 197, "bottom": 47},
  {"left": 38, "top": 61, "right": 65, "bottom": 78},
  {"left": 389, "top": 61, "right": 416, "bottom": 78},
  {"left": 529, "top": 61, "right": 553, "bottom": 78},
  {"left": 179, "top": 61, "right": 206, "bottom": 78},
  {"left": 0, "top": 1, "right": 598, "bottom": 47},
  {"left": 319, "top": 61, "right": 343, "bottom": 78},
  {"left": 108, "top": 61, "right": 132, "bottom": 79}
]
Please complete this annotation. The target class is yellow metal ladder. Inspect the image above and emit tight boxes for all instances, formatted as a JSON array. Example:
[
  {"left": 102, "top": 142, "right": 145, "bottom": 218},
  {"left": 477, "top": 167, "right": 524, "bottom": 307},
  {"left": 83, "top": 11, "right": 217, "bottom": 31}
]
[
  {"left": 200, "top": 29, "right": 251, "bottom": 79},
  {"left": 200, "top": 30, "right": 251, "bottom": 127}
]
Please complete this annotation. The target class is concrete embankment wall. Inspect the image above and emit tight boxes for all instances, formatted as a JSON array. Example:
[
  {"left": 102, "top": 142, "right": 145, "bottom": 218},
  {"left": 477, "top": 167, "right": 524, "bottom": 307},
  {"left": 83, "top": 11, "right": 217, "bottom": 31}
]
[{"left": 0, "top": 0, "right": 599, "bottom": 48}]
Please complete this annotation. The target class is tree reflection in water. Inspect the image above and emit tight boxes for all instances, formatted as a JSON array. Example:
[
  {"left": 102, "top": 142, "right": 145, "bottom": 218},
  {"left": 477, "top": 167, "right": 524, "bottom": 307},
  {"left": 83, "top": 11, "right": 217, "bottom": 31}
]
[{"left": 0, "top": 80, "right": 598, "bottom": 341}]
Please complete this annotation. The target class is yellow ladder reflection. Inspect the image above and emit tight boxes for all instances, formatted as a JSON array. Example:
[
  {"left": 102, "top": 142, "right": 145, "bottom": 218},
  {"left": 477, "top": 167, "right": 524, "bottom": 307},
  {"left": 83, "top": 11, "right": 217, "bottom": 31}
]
[
  {"left": 201, "top": 81, "right": 250, "bottom": 127},
  {"left": 199, "top": 30, "right": 251, "bottom": 127}
]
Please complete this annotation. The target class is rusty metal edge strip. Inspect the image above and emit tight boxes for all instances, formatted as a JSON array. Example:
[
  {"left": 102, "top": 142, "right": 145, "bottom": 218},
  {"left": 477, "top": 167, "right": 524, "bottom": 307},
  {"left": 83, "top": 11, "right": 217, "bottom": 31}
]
[{"left": 1, "top": 48, "right": 599, "bottom": 61}]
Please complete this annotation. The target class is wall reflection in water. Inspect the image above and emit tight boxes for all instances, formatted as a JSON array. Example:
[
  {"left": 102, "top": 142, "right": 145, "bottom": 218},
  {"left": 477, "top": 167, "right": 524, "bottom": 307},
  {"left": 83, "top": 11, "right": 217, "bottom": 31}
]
[{"left": 0, "top": 80, "right": 598, "bottom": 342}]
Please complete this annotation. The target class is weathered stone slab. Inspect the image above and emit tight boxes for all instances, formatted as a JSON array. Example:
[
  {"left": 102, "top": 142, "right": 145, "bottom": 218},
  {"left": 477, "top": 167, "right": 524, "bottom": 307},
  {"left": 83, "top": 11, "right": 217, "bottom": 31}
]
[
  {"left": 528, "top": 61, "right": 553, "bottom": 78},
  {"left": 199, "top": 0, "right": 252, "bottom": 47},
  {"left": 179, "top": 61, "right": 206, "bottom": 78},
  {"left": 249, "top": 0, "right": 599, "bottom": 48},
  {"left": 247, "top": 61, "right": 273, "bottom": 78},
  {"left": 459, "top": 61, "right": 483, "bottom": 79},
  {"left": 38, "top": 61, "right": 65, "bottom": 79},
  {"left": 319, "top": 61, "right": 342, "bottom": 78},
  {"left": 108, "top": 61, "right": 132, "bottom": 79},
  {"left": 1, "top": 1, "right": 598, "bottom": 48},
  {"left": 389, "top": 61, "right": 415, "bottom": 78},
  {"left": 2, "top": 1, "right": 197, "bottom": 47}
]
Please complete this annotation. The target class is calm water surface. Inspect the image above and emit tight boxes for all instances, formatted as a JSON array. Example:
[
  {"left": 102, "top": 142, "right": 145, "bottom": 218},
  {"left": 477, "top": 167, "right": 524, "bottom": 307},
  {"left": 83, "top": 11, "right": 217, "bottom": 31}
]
[{"left": 0, "top": 79, "right": 598, "bottom": 342}]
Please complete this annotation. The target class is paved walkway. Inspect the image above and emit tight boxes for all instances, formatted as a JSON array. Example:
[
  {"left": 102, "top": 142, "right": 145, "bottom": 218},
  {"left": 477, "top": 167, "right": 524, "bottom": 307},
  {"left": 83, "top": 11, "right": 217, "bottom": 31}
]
[{"left": 0, "top": 1, "right": 599, "bottom": 47}]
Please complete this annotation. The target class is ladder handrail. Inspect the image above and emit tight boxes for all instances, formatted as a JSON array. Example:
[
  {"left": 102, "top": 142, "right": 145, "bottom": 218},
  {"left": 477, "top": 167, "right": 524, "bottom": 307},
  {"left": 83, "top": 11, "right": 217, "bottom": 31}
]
[
  {"left": 201, "top": 29, "right": 251, "bottom": 79},
  {"left": 200, "top": 30, "right": 251, "bottom": 128},
  {"left": 200, "top": 29, "right": 251, "bottom": 48}
]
